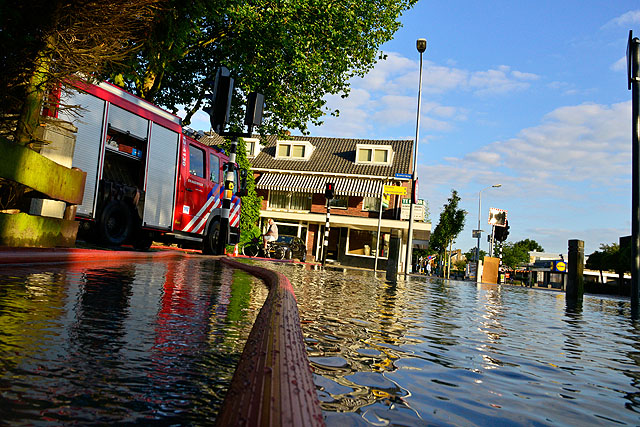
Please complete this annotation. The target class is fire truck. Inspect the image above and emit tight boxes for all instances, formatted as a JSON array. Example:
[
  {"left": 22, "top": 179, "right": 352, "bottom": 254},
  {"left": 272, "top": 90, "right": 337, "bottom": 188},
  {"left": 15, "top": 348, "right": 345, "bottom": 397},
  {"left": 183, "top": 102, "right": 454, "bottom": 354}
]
[{"left": 54, "top": 80, "right": 244, "bottom": 253}]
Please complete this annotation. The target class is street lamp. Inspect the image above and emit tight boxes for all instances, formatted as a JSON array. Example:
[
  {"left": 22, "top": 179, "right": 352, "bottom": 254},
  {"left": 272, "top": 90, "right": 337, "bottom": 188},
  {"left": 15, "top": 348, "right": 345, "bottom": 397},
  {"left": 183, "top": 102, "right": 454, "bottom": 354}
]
[
  {"left": 404, "top": 38, "right": 427, "bottom": 277},
  {"left": 475, "top": 184, "right": 501, "bottom": 280}
]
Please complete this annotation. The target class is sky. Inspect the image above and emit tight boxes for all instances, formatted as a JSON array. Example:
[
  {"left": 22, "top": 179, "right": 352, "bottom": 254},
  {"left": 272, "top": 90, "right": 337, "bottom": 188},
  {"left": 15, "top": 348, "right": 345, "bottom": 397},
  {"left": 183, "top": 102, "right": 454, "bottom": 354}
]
[{"left": 190, "top": 1, "right": 640, "bottom": 256}]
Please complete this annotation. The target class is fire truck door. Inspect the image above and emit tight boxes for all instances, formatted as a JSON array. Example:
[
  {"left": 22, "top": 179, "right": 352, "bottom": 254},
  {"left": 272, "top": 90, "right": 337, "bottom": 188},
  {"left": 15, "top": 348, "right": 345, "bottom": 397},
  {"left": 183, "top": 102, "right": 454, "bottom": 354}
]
[{"left": 182, "top": 143, "right": 213, "bottom": 234}]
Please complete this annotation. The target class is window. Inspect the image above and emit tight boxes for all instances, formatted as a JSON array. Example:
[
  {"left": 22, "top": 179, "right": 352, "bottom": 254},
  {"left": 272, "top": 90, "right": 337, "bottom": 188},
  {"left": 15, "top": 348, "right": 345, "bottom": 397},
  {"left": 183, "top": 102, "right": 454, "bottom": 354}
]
[
  {"left": 244, "top": 138, "right": 261, "bottom": 157},
  {"left": 362, "top": 195, "right": 390, "bottom": 212},
  {"left": 363, "top": 197, "right": 380, "bottom": 212},
  {"left": 346, "top": 229, "right": 389, "bottom": 258},
  {"left": 189, "top": 144, "right": 205, "bottom": 178},
  {"left": 355, "top": 144, "right": 393, "bottom": 165},
  {"left": 269, "top": 190, "right": 312, "bottom": 211},
  {"left": 275, "top": 140, "right": 314, "bottom": 160},
  {"left": 209, "top": 153, "right": 220, "bottom": 183},
  {"left": 278, "top": 144, "right": 290, "bottom": 157},
  {"left": 329, "top": 195, "right": 348, "bottom": 209}
]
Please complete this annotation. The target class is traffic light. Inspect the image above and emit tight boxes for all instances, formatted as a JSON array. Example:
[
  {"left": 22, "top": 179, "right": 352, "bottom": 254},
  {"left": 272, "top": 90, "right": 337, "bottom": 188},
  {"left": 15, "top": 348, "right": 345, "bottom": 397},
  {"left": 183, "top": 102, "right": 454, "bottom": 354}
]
[
  {"left": 325, "top": 182, "right": 334, "bottom": 200},
  {"left": 495, "top": 220, "right": 510, "bottom": 242},
  {"left": 204, "top": 67, "right": 234, "bottom": 134}
]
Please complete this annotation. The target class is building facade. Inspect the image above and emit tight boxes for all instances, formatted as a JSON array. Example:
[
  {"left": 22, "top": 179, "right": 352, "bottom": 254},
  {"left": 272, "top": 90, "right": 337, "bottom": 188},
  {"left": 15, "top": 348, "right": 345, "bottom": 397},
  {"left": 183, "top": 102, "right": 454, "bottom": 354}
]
[{"left": 244, "top": 135, "right": 431, "bottom": 272}]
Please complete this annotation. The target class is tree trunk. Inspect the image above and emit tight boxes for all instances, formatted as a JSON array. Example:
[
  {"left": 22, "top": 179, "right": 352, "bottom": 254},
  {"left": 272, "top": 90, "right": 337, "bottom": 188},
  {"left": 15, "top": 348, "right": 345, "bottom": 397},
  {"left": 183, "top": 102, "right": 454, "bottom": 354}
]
[
  {"left": 447, "top": 239, "right": 452, "bottom": 279},
  {"left": 15, "top": 35, "right": 53, "bottom": 147}
]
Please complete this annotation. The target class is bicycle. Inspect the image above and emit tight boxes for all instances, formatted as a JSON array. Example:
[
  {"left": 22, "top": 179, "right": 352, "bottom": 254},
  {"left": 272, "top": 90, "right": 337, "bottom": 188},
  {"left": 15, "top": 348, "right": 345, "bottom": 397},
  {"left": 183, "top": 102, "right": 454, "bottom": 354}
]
[{"left": 241, "top": 236, "right": 286, "bottom": 260}]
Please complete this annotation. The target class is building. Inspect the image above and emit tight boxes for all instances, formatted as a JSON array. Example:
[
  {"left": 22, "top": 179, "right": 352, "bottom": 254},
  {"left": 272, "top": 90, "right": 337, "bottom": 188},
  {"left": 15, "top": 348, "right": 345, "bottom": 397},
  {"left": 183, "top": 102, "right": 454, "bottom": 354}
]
[{"left": 244, "top": 135, "right": 431, "bottom": 271}]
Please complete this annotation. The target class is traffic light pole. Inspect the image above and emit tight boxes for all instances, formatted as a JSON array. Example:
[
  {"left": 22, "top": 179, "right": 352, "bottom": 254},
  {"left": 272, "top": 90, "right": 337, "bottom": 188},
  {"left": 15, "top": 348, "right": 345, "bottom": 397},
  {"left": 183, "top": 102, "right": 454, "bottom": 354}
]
[{"left": 629, "top": 31, "right": 640, "bottom": 317}]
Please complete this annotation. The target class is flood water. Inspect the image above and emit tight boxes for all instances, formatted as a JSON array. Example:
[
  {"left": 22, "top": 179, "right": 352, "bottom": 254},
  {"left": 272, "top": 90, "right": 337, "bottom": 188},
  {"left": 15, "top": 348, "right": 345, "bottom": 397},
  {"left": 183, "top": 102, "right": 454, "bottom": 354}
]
[
  {"left": 261, "top": 262, "right": 640, "bottom": 426},
  {"left": 0, "top": 256, "right": 267, "bottom": 425}
]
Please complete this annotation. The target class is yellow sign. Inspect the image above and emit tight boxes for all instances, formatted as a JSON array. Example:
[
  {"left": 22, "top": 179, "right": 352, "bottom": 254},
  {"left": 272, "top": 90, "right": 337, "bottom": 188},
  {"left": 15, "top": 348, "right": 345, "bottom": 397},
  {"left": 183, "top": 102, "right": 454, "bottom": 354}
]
[
  {"left": 383, "top": 185, "right": 407, "bottom": 195},
  {"left": 554, "top": 261, "right": 567, "bottom": 272}
]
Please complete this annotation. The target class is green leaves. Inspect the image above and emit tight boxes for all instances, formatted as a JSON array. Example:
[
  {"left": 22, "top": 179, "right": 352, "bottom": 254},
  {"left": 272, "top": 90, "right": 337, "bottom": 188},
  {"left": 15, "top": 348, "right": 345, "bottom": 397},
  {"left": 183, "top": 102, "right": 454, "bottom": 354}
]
[{"left": 106, "top": 0, "right": 417, "bottom": 134}]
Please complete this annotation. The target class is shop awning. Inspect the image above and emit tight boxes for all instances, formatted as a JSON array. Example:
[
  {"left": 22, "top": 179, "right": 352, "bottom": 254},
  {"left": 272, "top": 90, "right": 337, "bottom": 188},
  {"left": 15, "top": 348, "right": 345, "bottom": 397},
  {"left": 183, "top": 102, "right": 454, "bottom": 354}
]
[{"left": 256, "top": 173, "right": 388, "bottom": 197}]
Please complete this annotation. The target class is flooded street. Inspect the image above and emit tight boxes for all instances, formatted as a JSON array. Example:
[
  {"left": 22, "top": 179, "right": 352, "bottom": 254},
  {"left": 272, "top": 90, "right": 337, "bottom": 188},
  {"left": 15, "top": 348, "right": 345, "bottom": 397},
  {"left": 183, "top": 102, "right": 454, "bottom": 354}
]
[
  {"left": 0, "top": 257, "right": 267, "bottom": 425},
  {"left": 262, "top": 262, "right": 640, "bottom": 426},
  {"left": 2, "top": 255, "right": 640, "bottom": 425}
]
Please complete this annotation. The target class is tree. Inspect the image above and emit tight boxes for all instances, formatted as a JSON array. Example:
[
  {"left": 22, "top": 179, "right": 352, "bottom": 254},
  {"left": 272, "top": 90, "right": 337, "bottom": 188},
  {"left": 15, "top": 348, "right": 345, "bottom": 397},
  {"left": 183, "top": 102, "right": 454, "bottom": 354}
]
[
  {"left": 464, "top": 248, "right": 486, "bottom": 263},
  {"left": 0, "top": 0, "right": 162, "bottom": 146},
  {"left": 500, "top": 239, "right": 544, "bottom": 270},
  {"left": 0, "top": 0, "right": 161, "bottom": 212},
  {"left": 105, "top": 0, "right": 417, "bottom": 134},
  {"left": 430, "top": 190, "right": 466, "bottom": 279},
  {"left": 586, "top": 243, "right": 630, "bottom": 285}
]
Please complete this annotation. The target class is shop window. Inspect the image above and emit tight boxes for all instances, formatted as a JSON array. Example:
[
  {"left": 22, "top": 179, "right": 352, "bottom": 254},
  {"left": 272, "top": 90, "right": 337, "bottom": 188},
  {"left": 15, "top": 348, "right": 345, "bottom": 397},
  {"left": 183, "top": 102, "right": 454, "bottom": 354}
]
[{"left": 347, "top": 229, "right": 389, "bottom": 258}]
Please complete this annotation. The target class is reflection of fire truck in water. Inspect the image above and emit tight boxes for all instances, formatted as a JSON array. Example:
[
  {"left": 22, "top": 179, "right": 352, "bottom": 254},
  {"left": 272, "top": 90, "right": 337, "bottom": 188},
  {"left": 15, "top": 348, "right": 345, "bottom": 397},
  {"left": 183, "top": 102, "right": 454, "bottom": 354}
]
[{"left": 54, "top": 81, "right": 244, "bottom": 253}]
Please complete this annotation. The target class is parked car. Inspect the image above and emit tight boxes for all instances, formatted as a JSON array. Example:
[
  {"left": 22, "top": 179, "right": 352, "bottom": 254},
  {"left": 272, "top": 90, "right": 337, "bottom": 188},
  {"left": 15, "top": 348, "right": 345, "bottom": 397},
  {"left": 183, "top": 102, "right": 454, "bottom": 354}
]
[{"left": 273, "top": 235, "right": 307, "bottom": 262}]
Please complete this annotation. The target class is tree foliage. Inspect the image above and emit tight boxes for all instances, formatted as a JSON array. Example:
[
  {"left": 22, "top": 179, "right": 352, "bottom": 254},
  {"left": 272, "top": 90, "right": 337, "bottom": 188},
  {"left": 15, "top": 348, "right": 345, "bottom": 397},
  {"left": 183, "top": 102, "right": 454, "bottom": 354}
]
[
  {"left": 586, "top": 242, "right": 631, "bottom": 283},
  {"left": 220, "top": 137, "right": 263, "bottom": 244},
  {"left": 430, "top": 190, "right": 466, "bottom": 277},
  {"left": 500, "top": 239, "right": 544, "bottom": 269},
  {"left": 0, "top": 0, "right": 162, "bottom": 145},
  {"left": 105, "top": 0, "right": 417, "bottom": 133}
]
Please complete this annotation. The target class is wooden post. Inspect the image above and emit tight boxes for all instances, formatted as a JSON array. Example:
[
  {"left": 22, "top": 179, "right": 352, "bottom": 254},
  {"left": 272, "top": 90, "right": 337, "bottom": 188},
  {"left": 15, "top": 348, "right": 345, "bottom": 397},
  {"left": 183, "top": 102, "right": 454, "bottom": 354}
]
[{"left": 567, "top": 239, "right": 584, "bottom": 304}]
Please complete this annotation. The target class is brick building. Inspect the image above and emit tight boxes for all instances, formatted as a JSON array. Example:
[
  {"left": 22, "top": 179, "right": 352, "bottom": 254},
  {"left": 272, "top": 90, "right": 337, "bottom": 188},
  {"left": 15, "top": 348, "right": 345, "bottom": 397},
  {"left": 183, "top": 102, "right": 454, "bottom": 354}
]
[{"left": 244, "top": 135, "right": 431, "bottom": 271}]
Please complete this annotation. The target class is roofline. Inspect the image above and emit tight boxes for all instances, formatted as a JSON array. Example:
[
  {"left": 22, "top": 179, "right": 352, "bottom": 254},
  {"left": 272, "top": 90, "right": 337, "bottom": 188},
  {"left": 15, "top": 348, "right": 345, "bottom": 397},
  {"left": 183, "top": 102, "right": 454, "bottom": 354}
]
[{"left": 251, "top": 168, "right": 411, "bottom": 181}]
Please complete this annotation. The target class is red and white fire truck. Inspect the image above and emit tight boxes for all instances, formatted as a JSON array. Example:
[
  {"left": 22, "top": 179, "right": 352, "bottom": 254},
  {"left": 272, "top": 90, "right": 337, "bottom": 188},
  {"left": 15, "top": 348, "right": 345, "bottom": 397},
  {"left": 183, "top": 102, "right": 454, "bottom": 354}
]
[{"left": 54, "top": 80, "right": 243, "bottom": 253}]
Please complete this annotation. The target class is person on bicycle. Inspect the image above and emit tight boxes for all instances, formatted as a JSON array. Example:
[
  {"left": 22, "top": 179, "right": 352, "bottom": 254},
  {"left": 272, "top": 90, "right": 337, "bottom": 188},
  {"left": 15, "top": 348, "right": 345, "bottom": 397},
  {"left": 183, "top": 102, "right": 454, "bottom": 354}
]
[{"left": 263, "top": 218, "right": 278, "bottom": 255}]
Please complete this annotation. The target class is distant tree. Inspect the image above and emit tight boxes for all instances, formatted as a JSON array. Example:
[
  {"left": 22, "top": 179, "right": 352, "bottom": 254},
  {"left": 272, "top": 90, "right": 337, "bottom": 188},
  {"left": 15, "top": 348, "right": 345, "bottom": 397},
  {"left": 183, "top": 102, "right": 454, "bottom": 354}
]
[
  {"left": 464, "top": 248, "right": 487, "bottom": 263},
  {"left": 586, "top": 243, "right": 630, "bottom": 285},
  {"left": 430, "top": 190, "right": 466, "bottom": 278},
  {"left": 500, "top": 239, "right": 544, "bottom": 270}
]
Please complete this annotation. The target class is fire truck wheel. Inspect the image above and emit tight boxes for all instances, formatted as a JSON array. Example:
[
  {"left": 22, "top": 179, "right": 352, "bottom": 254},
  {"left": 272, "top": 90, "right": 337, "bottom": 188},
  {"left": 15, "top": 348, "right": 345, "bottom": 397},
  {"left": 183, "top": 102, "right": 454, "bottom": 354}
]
[
  {"left": 203, "top": 220, "right": 220, "bottom": 255},
  {"left": 99, "top": 200, "right": 133, "bottom": 246}
]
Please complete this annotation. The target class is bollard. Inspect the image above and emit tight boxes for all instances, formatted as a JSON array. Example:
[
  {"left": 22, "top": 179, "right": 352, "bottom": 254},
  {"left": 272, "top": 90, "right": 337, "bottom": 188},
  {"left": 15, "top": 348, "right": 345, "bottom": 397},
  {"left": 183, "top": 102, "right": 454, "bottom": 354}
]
[
  {"left": 386, "top": 234, "right": 401, "bottom": 282},
  {"left": 566, "top": 239, "right": 584, "bottom": 303}
]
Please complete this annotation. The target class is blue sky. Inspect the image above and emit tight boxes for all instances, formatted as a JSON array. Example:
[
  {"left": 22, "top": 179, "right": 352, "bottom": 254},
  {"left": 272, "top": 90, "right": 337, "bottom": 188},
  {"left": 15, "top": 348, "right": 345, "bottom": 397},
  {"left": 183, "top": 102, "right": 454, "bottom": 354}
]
[{"left": 190, "top": 2, "right": 640, "bottom": 256}]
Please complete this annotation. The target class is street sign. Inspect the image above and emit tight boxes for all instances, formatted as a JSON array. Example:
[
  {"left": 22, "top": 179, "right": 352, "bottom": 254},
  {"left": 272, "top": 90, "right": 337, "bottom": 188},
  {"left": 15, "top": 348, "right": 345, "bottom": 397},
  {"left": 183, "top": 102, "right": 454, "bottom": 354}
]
[
  {"left": 472, "top": 229, "right": 482, "bottom": 238},
  {"left": 394, "top": 173, "right": 412, "bottom": 180},
  {"left": 384, "top": 185, "right": 407, "bottom": 195}
]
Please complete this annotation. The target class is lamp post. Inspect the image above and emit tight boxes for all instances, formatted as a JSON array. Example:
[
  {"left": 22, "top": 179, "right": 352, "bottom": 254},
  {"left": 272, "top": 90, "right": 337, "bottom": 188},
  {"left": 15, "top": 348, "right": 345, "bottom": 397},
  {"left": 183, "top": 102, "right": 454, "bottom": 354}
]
[
  {"left": 476, "top": 184, "right": 501, "bottom": 280},
  {"left": 404, "top": 38, "right": 427, "bottom": 278}
]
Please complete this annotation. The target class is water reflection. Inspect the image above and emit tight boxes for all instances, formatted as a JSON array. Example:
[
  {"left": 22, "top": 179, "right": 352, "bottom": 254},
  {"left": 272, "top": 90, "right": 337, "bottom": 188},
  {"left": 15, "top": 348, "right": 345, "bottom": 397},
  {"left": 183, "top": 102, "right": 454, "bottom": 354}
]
[
  {"left": 0, "top": 257, "right": 267, "bottom": 424},
  {"left": 262, "top": 262, "right": 640, "bottom": 426}
]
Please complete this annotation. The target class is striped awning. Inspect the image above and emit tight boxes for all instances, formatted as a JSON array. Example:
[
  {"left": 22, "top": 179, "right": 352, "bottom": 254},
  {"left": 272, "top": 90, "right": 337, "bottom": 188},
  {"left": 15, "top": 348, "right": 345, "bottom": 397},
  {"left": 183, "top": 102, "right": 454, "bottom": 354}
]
[{"left": 256, "top": 173, "right": 386, "bottom": 197}]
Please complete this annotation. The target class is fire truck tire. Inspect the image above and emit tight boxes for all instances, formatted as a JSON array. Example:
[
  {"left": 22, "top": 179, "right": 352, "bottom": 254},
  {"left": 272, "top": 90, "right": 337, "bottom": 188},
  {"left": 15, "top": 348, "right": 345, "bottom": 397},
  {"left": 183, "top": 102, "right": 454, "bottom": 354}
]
[
  {"left": 99, "top": 200, "right": 133, "bottom": 246},
  {"left": 203, "top": 220, "right": 221, "bottom": 255}
]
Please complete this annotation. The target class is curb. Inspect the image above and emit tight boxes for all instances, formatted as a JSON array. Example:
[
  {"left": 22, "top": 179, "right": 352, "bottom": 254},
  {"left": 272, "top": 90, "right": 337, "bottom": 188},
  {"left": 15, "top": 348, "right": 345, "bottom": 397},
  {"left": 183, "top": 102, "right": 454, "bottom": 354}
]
[
  {"left": 0, "top": 247, "right": 185, "bottom": 266},
  {"left": 217, "top": 258, "right": 324, "bottom": 427}
]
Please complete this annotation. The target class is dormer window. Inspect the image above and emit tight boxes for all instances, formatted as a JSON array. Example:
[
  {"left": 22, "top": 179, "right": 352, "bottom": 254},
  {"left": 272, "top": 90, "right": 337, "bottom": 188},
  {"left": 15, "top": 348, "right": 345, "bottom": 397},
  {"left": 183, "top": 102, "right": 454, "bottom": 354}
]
[
  {"left": 356, "top": 144, "right": 393, "bottom": 165},
  {"left": 245, "top": 138, "right": 261, "bottom": 157},
  {"left": 275, "top": 140, "right": 314, "bottom": 160}
]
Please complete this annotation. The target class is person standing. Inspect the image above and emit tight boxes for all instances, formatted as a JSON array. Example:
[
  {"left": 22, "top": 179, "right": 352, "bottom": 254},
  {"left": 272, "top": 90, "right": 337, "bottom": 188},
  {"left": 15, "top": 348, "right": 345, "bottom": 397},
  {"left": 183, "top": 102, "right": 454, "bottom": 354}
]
[{"left": 263, "top": 219, "right": 278, "bottom": 255}]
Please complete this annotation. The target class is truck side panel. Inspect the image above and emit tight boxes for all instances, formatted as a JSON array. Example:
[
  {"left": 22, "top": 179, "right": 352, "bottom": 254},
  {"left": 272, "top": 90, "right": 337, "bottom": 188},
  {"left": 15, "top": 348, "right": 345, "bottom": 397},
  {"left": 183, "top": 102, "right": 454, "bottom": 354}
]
[
  {"left": 143, "top": 123, "right": 180, "bottom": 229},
  {"left": 107, "top": 104, "right": 149, "bottom": 140},
  {"left": 60, "top": 90, "right": 107, "bottom": 217}
]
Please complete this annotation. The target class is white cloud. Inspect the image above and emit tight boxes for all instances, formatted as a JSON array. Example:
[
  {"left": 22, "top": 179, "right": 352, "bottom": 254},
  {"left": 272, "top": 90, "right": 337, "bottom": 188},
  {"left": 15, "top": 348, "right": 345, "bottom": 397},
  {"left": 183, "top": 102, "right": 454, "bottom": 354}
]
[
  {"left": 603, "top": 10, "right": 640, "bottom": 28},
  {"left": 611, "top": 56, "right": 627, "bottom": 72}
]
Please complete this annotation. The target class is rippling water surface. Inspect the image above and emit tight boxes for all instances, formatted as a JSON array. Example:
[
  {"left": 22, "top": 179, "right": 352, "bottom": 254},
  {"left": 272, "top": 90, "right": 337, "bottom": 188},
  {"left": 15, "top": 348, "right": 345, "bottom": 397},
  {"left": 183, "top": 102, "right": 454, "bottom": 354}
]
[
  {"left": 262, "top": 262, "right": 640, "bottom": 426},
  {"left": 0, "top": 257, "right": 267, "bottom": 425}
]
